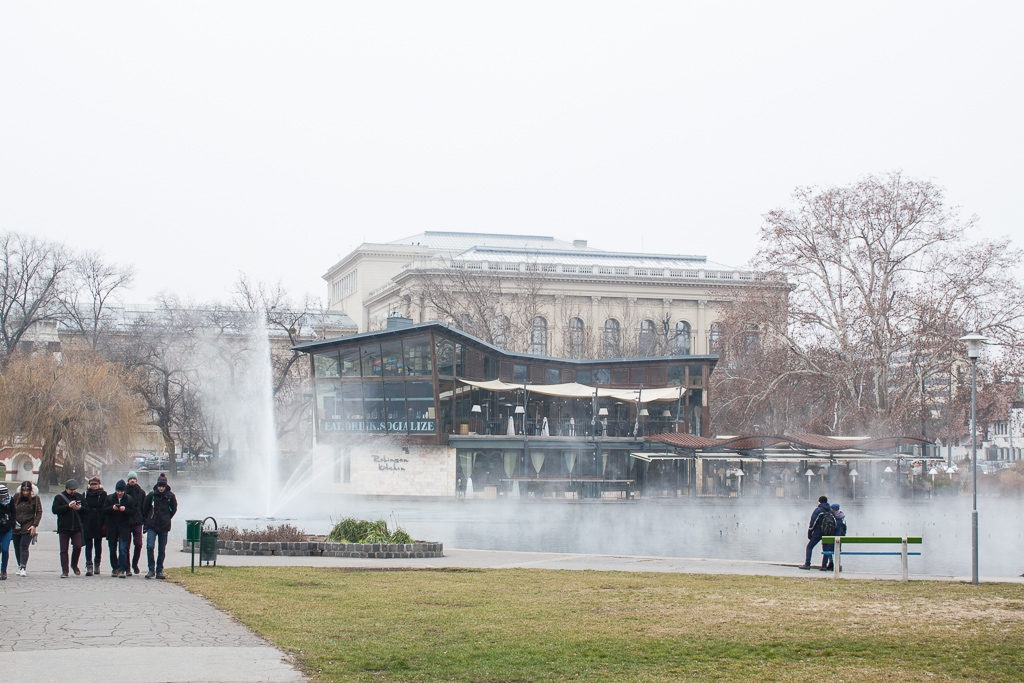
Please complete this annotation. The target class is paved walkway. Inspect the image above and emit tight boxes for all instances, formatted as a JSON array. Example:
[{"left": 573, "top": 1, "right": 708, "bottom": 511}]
[{"left": 0, "top": 526, "right": 304, "bottom": 682}]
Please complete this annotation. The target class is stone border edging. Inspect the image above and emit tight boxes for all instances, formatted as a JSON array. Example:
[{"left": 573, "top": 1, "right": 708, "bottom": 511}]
[{"left": 181, "top": 539, "right": 443, "bottom": 558}]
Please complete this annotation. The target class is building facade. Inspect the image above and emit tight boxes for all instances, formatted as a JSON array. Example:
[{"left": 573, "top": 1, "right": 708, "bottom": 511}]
[
  {"left": 296, "top": 318, "right": 716, "bottom": 498},
  {"left": 323, "top": 231, "right": 780, "bottom": 357}
]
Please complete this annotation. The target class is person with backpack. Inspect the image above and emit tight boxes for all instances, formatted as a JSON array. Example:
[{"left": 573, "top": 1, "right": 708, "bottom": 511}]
[
  {"left": 821, "top": 502, "right": 848, "bottom": 571},
  {"left": 52, "top": 479, "right": 86, "bottom": 578},
  {"left": 142, "top": 473, "right": 177, "bottom": 579},
  {"left": 800, "top": 495, "right": 836, "bottom": 570},
  {"left": 0, "top": 484, "right": 15, "bottom": 580}
]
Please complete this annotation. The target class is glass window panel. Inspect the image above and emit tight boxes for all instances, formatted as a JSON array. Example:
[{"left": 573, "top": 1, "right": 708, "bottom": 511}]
[
  {"left": 405, "top": 380, "right": 435, "bottom": 433},
  {"left": 546, "top": 368, "right": 561, "bottom": 384},
  {"left": 594, "top": 368, "right": 611, "bottom": 385},
  {"left": 575, "top": 369, "right": 592, "bottom": 385},
  {"left": 455, "top": 343, "right": 464, "bottom": 376},
  {"left": 688, "top": 364, "right": 704, "bottom": 386},
  {"left": 513, "top": 363, "right": 528, "bottom": 384},
  {"left": 314, "top": 352, "right": 340, "bottom": 378},
  {"left": 384, "top": 381, "right": 406, "bottom": 423},
  {"left": 340, "top": 348, "right": 361, "bottom": 377},
  {"left": 438, "top": 380, "right": 455, "bottom": 434},
  {"left": 483, "top": 354, "right": 499, "bottom": 380},
  {"left": 361, "top": 344, "right": 382, "bottom": 377},
  {"left": 362, "top": 380, "right": 385, "bottom": 421},
  {"left": 436, "top": 339, "right": 454, "bottom": 376},
  {"left": 667, "top": 364, "right": 686, "bottom": 383},
  {"left": 382, "top": 340, "right": 404, "bottom": 377}
]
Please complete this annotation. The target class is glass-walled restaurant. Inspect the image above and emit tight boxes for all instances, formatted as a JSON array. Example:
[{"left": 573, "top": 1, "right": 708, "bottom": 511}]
[{"left": 297, "top": 321, "right": 717, "bottom": 498}]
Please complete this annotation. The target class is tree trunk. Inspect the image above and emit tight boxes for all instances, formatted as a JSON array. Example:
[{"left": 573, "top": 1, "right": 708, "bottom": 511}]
[{"left": 36, "top": 428, "right": 62, "bottom": 488}]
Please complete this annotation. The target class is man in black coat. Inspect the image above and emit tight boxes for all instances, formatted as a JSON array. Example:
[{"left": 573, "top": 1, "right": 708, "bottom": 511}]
[
  {"left": 142, "top": 473, "right": 177, "bottom": 579},
  {"left": 125, "top": 471, "right": 146, "bottom": 575},
  {"left": 52, "top": 479, "right": 85, "bottom": 578},
  {"left": 800, "top": 495, "right": 833, "bottom": 570},
  {"left": 104, "top": 480, "right": 134, "bottom": 578},
  {"left": 81, "top": 476, "right": 108, "bottom": 576}
]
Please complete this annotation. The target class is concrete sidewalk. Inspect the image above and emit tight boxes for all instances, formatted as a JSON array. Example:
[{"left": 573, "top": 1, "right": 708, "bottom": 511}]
[{"left": 0, "top": 528, "right": 304, "bottom": 682}]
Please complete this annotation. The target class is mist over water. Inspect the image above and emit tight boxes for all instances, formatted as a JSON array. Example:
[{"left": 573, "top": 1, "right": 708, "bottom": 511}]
[{"left": 175, "top": 482, "right": 1024, "bottom": 579}]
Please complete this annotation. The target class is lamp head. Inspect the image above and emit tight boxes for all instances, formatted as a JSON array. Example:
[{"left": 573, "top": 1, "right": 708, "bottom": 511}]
[
  {"left": 471, "top": 405, "right": 482, "bottom": 413},
  {"left": 514, "top": 406, "right": 525, "bottom": 414},
  {"left": 959, "top": 332, "right": 988, "bottom": 359},
  {"left": 639, "top": 408, "right": 649, "bottom": 416},
  {"left": 598, "top": 408, "right": 609, "bottom": 416}
]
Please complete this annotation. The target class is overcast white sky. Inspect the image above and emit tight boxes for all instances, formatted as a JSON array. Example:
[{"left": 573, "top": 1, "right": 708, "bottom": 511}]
[{"left": 1, "top": 2, "right": 1021, "bottom": 306}]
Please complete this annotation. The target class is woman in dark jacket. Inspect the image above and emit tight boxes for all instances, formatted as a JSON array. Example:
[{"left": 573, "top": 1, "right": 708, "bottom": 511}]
[
  {"left": 81, "top": 476, "right": 107, "bottom": 576},
  {"left": 12, "top": 481, "right": 42, "bottom": 576},
  {"left": 103, "top": 480, "right": 134, "bottom": 578},
  {"left": 0, "top": 484, "right": 15, "bottom": 580}
]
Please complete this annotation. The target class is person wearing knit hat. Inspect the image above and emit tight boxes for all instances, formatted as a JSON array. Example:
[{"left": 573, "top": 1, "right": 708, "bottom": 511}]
[
  {"left": 81, "top": 476, "right": 107, "bottom": 576},
  {"left": 142, "top": 473, "right": 177, "bottom": 579},
  {"left": 125, "top": 471, "right": 146, "bottom": 575},
  {"left": 0, "top": 484, "right": 14, "bottom": 580},
  {"left": 52, "top": 479, "right": 85, "bottom": 577},
  {"left": 12, "top": 482, "right": 41, "bottom": 576},
  {"left": 104, "top": 480, "right": 134, "bottom": 578}
]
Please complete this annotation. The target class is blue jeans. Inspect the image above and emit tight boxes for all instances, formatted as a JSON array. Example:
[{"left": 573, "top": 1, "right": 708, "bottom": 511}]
[
  {"left": 146, "top": 529, "right": 168, "bottom": 572},
  {"left": 116, "top": 537, "right": 130, "bottom": 573},
  {"left": 0, "top": 528, "right": 11, "bottom": 573},
  {"left": 805, "top": 534, "right": 821, "bottom": 566}
]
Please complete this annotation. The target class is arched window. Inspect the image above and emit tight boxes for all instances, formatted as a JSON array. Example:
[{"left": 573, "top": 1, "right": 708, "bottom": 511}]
[
  {"left": 603, "top": 318, "right": 621, "bottom": 357},
  {"left": 568, "top": 317, "right": 584, "bottom": 358},
  {"left": 530, "top": 317, "right": 548, "bottom": 355},
  {"left": 638, "top": 319, "right": 656, "bottom": 356},
  {"left": 708, "top": 322, "right": 723, "bottom": 355},
  {"left": 743, "top": 324, "right": 760, "bottom": 352},
  {"left": 490, "top": 315, "right": 510, "bottom": 349},
  {"left": 674, "top": 321, "right": 692, "bottom": 355}
]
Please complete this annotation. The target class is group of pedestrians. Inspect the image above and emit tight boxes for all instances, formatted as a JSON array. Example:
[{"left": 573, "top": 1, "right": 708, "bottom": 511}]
[
  {"left": 801, "top": 494, "right": 848, "bottom": 570},
  {"left": 0, "top": 471, "right": 178, "bottom": 580}
]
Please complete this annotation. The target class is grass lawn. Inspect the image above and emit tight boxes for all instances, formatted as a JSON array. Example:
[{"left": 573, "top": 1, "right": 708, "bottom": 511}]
[{"left": 170, "top": 567, "right": 1024, "bottom": 681}]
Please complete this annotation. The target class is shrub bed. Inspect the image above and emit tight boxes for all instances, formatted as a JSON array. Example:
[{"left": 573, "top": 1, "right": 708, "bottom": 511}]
[{"left": 181, "top": 538, "right": 443, "bottom": 558}]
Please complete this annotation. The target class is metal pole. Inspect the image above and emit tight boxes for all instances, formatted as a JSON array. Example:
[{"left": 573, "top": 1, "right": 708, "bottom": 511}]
[{"left": 971, "top": 356, "right": 979, "bottom": 585}]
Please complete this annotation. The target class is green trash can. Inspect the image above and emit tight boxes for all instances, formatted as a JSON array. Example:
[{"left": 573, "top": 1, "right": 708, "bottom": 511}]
[
  {"left": 186, "top": 520, "right": 202, "bottom": 543},
  {"left": 199, "top": 516, "right": 218, "bottom": 566}
]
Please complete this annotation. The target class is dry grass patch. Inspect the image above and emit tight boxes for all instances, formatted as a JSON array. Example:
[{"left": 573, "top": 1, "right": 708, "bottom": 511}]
[{"left": 170, "top": 567, "right": 1024, "bottom": 682}]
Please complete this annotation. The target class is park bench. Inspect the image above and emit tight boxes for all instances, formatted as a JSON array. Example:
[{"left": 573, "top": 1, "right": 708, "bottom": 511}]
[{"left": 821, "top": 536, "right": 922, "bottom": 581}]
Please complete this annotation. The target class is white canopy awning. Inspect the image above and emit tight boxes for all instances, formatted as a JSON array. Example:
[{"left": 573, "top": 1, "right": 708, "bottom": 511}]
[{"left": 457, "top": 378, "right": 684, "bottom": 402}]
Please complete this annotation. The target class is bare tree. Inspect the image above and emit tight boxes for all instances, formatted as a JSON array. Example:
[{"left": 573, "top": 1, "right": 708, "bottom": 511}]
[
  {"left": 59, "top": 251, "right": 134, "bottom": 350},
  {"left": 0, "top": 349, "right": 142, "bottom": 486},
  {"left": 720, "top": 172, "right": 1024, "bottom": 435},
  {"left": 0, "top": 232, "right": 72, "bottom": 367}
]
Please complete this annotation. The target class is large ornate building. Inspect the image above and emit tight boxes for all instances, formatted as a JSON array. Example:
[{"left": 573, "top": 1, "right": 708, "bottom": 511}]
[{"left": 323, "top": 231, "right": 777, "bottom": 358}]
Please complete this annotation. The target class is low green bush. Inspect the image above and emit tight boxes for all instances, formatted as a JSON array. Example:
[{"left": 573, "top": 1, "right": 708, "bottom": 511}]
[{"left": 327, "top": 517, "right": 416, "bottom": 544}]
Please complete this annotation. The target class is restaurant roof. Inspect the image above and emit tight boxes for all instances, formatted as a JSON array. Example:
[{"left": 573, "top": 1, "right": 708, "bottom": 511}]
[{"left": 293, "top": 320, "right": 718, "bottom": 367}]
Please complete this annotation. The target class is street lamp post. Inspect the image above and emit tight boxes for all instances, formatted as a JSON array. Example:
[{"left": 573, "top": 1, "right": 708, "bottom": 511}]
[
  {"left": 849, "top": 468, "right": 859, "bottom": 499},
  {"left": 804, "top": 468, "right": 814, "bottom": 498},
  {"left": 960, "top": 332, "right": 987, "bottom": 585}
]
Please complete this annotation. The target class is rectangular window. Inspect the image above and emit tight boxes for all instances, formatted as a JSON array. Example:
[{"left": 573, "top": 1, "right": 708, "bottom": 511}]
[
  {"left": 361, "top": 344, "right": 382, "bottom": 377},
  {"left": 405, "top": 380, "right": 435, "bottom": 432},
  {"left": 436, "top": 339, "right": 454, "bottom": 376},
  {"left": 455, "top": 343, "right": 465, "bottom": 377},
  {"left": 384, "top": 381, "right": 406, "bottom": 426},
  {"left": 314, "top": 352, "right": 340, "bottom": 378},
  {"left": 402, "top": 337, "right": 431, "bottom": 376},
  {"left": 594, "top": 368, "right": 611, "bottom": 385},
  {"left": 483, "top": 354, "right": 499, "bottom": 380},
  {"left": 382, "top": 340, "right": 404, "bottom": 376},
  {"left": 667, "top": 365, "right": 686, "bottom": 383},
  {"left": 688, "top": 364, "right": 704, "bottom": 386},
  {"left": 340, "top": 348, "right": 361, "bottom": 377},
  {"left": 362, "top": 381, "right": 385, "bottom": 421},
  {"left": 513, "top": 363, "right": 528, "bottom": 383},
  {"left": 611, "top": 368, "right": 628, "bottom": 385},
  {"left": 575, "top": 369, "right": 592, "bottom": 385},
  {"left": 546, "top": 368, "right": 561, "bottom": 384},
  {"left": 629, "top": 368, "right": 647, "bottom": 385}
]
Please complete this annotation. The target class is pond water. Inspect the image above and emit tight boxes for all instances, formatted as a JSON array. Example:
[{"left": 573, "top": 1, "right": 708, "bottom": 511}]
[{"left": 177, "top": 487, "right": 1024, "bottom": 579}]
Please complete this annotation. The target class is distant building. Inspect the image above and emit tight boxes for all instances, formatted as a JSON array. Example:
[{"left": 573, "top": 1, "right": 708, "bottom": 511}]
[{"left": 323, "top": 231, "right": 780, "bottom": 357}]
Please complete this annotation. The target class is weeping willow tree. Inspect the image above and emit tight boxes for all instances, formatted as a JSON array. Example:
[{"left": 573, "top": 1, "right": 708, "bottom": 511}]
[{"left": 0, "top": 349, "right": 143, "bottom": 486}]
